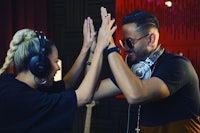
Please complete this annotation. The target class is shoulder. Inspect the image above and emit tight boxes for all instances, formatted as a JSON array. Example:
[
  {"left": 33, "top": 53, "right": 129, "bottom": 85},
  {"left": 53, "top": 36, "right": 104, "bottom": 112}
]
[
  {"left": 0, "top": 73, "right": 28, "bottom": 89},
  {"left": 153, "top": 50, "right": 198, "bottom": 95},
  {"left": 158, "top": 50, "right": 192, "bottom": 70}
]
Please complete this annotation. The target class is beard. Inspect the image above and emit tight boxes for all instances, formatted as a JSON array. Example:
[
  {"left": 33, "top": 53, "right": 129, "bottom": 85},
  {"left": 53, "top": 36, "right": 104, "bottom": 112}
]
[
  {"left": 125, "top": 54, "right": 138, "bottom": 68},
  {"left": 125, "top": 49, "right": 149, "bottom": 68}
]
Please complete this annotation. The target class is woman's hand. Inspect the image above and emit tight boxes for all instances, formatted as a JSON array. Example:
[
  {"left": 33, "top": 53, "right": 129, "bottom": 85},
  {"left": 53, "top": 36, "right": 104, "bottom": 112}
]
[
  {"left": 83, "top": 17, "right": 96, "bottom": 51},
  {"left": 96, "top": 7, "right": 117, "bottom": 51}
]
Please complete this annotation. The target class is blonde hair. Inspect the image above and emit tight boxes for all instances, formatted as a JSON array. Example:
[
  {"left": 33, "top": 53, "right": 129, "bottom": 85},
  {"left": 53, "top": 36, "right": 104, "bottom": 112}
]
[{"left": 0, "top": 29, "right": 39, "bottom": 75}]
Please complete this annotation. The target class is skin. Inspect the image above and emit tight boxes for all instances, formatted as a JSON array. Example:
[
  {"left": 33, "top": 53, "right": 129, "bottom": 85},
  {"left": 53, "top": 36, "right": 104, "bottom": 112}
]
[
  {"left": 47, "top": 46, "right": 61, "bottom": 86},
  {"left": 93, "top": 10, "right": 170, "bottom": 104}
]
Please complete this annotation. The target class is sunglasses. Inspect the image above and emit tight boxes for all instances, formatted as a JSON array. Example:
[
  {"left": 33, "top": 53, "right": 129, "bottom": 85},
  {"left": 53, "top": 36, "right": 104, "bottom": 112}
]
[{"left": 120, "top": 34, "right": 149, "bottom": 49}]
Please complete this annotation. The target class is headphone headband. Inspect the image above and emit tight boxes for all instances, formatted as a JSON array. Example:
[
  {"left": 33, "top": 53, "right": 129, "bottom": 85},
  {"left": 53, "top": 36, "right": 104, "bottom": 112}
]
[
  {"left": 126, "top": 45, "right": 164, "bottom": 80},
  {"left": 145, "top": 45, "right": 164, "bottom": 67}
]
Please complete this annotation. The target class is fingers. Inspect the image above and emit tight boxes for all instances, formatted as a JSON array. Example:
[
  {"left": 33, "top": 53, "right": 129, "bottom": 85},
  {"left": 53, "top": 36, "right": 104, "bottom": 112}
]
[
  {"left": 95, "top": 7, "right": 117, "bottom": 50},
  {"left": 83, "top": 16, "right": 97, "bottom": 50},
  {"left": 84, "top": 17, "right": 93, "bottom": 32},
  {"left": 101, "top": 7, "right": 112, "bottom": 26},
  {"left": 83, "top": 7, "right": 116, "bottom": 51},
  {"left": 103, "top": 13, "right": 116, "bottom": 37},
  {"left": 88, "top": 18, "right": 96, "bottom": 39},
  {"left": 83, "top": 19, "right": 87, "bottom": 33},
  {"left": 83, "top": 17, "right": 90, "bottom": 36},
  {"left": 101, "top": 7, "right": 108, "bottom": 20},
  {"left": 110, "top": 24, "right": 117, "bottom": 35},
  {"left": 86, "top": 17, "right": 91, "bottom": 33},
  {"left": 100, "top": 6, "right": 115, "bottom": 30}
]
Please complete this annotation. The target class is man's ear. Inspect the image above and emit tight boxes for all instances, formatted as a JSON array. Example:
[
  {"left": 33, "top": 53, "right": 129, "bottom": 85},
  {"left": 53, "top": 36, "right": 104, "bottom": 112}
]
[
  {"left": 148, "top": 33, "right": 157, "bottom": 49},
  {"left": 148, "top": 33, "right": 154, "bottom": 44}
]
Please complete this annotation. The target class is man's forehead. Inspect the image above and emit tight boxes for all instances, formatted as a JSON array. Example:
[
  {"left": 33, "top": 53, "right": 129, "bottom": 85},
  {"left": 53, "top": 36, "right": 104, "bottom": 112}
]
[{"left": 122, "top": 23, "right": 139, "bottom": 37}]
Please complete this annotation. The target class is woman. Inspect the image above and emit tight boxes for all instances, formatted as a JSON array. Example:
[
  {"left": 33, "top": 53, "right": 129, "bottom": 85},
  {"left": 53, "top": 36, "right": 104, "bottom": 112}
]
[{"left": 0, "top": 7, "right": 116, "bottom": 133}]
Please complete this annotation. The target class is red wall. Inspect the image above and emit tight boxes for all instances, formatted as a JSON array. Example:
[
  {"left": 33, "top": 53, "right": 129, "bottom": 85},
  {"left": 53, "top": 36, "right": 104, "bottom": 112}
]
[
  {"left": 115, "top": 0, "right": 200, "bottom": 84},
  {"left": 0, "top": 0, "right": 53, "bottom": 69}
]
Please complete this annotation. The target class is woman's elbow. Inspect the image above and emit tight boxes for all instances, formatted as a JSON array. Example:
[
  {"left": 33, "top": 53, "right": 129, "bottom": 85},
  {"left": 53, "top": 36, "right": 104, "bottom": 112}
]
[{"left": 76, "top": 91, "right": 92, "bottom": 107}]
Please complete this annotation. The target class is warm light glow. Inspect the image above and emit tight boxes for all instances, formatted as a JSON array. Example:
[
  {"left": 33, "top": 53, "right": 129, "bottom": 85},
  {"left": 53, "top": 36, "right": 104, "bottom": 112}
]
[
  {"left": 119, "top": 40, "right": 124, "bottom": 48},
  {"left": 165, "top": 1, "right": 173, "bottom": 7},
  {"left": 54, "top": 59, "right": 62, "bottom": 81}
]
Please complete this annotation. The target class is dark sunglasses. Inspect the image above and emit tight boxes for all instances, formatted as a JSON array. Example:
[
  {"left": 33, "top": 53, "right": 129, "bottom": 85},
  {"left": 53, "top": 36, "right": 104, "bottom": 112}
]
[{"left": 120, "top": 34, "right": 149, "bottom": 49}]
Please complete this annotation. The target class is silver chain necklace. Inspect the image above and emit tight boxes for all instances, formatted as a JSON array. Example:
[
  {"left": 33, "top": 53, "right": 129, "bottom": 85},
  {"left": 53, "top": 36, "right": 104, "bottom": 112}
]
[{"left": 135, "top": 105, "right": 141, "bottom": 133}]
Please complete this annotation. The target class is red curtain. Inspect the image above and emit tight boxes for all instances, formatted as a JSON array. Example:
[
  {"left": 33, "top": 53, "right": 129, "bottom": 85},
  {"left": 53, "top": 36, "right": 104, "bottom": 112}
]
[
  {"left": 115, "top": 0, "right": 200, "bottom": 46},
  {"left": 0, "top": 0, "right": 53, "bottom": 69},
  {"left": 115, "top": 0, "right": 200, "bottom": 98}
]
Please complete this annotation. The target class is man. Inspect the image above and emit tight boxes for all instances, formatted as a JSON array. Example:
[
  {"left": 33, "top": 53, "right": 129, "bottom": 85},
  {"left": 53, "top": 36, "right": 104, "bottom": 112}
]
[{"left": 92, "top": 8, "right": 200, "bottom": 133}]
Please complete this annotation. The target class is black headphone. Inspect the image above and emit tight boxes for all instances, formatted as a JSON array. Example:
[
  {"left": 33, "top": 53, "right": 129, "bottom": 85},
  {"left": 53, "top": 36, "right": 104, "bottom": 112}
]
[
  {"left": 126, "top": 45, "right": 164, "bottom": 80},
  {"left": 29, "top": 32, "right": 51, "bottom": 78}
]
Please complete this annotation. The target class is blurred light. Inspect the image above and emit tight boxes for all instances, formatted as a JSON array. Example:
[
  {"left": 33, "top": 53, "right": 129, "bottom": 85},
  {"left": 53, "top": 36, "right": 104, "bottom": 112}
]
[{"left": 165, "top": 1, "right": 173, "bottom": 7}]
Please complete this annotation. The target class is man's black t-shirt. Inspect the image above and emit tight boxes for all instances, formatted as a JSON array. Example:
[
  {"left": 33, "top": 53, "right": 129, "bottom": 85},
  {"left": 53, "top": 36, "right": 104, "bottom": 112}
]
[{"left": 140, "top": 50, "right": 199, "bottom": 126}]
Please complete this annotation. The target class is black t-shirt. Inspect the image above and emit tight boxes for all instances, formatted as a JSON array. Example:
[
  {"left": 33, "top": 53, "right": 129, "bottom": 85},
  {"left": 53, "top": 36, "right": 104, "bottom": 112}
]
[
  {"left": 110, "top": 50, "right": 200, "bottom": 132},
  {"left": 0, "top": 74, "right": 77, "bottom": 133},
  {"left": 140, "top": 50, "right": 200, "bottom": 126}
]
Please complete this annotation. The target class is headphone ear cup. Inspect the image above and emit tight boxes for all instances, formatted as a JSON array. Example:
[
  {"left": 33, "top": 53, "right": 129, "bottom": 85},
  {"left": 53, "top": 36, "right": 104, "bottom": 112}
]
[
  {"left": 29, "top": 55, "right": 51, "bottom": 78},
  {"left": 131, "top": 61, "right": 151, "bottom": 80}
]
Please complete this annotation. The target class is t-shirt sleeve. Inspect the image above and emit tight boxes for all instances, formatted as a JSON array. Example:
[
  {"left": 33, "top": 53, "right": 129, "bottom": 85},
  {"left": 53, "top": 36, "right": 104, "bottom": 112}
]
[{"left": 152, "top": 56, "right": 192, "bottom": 95}]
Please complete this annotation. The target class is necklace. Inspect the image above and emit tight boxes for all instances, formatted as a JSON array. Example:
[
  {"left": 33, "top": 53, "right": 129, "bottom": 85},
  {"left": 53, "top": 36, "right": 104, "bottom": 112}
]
[{"left": 135, "top": 105, "right": 141, "bottom": 133}]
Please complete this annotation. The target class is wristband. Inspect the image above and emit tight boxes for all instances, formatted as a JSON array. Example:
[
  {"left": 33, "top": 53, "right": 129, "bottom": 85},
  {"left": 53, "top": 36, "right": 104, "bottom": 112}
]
[{"left": 107, "top": 46, "right": 121, "bottom": 55}]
